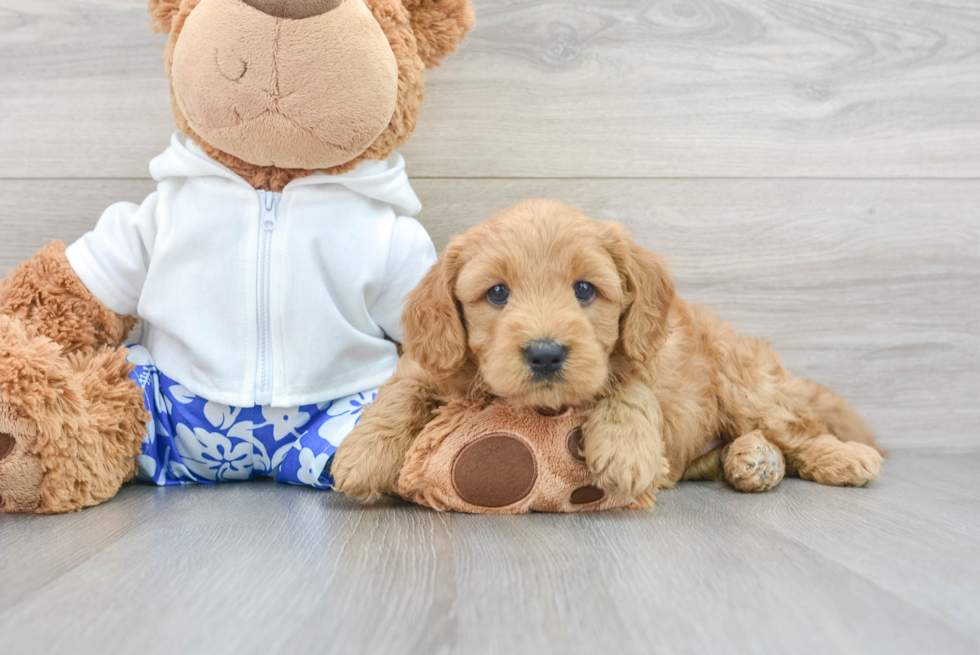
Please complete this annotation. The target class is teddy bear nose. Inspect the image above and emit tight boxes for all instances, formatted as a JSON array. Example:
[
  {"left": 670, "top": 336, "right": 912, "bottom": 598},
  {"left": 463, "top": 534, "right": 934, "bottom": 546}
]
[
  {"left": 524, "top": 340, "right": 568, "bottom": 379},
  {"left": 242, "top": 0, "right": 343, "bottom": 20}
]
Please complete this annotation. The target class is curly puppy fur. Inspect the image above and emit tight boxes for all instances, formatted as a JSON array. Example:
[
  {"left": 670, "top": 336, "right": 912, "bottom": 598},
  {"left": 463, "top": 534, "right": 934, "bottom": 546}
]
[{"left": 333, "top": 199, "right": 883, "bottom": 501}]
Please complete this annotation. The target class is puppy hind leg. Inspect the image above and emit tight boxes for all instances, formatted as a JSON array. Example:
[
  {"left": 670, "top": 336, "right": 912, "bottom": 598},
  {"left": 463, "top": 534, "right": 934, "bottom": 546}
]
[
  {"left": 760, "top": 413, "right": 882, "bottom": 488},
  {"left": 786, "top": 377, "right": 881, "bottom": 452}
]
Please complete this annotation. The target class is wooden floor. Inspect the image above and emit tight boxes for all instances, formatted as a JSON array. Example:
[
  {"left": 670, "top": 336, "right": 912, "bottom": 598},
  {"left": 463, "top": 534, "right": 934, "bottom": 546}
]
[
  {"left": 0, "top": 452, "right": 978, "bottom": 654},
  {"left": 1, "top": 0, "right": 978, "bottom": 652}
]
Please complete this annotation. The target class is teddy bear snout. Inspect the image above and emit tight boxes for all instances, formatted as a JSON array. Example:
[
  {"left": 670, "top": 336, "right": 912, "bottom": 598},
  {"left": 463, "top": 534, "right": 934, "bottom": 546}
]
[
  {"left": 170, "top": 0, "right": 399, "bottom": 170},
  {"left": 241, "top": 0, "right": 343, "bottom": 20}
]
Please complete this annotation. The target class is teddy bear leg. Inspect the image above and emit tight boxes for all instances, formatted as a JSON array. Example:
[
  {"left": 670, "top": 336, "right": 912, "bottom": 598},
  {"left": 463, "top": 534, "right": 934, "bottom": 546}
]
[
  {"left": 0, "top": 316, "right": 147, "bottom": 513},
  {"left": 721, "top": 430, "right": 786, "bottom": 493}
]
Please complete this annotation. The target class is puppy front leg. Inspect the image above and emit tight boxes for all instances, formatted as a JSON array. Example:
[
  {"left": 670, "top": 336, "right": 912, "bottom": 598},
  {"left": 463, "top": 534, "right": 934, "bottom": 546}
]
[
  {"left": 581, "top": 380, "right": 668, "bottom": 498},
  {"left": 332, "top": 360, "right": 436, "bottom": 501}
]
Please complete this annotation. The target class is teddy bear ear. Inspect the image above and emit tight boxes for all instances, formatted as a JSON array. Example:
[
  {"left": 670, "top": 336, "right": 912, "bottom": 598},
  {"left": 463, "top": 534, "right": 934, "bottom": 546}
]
[
  {"left": 403, "top": 0, "right": 475, "bottom": 69},
  {"left": 147, "top": 0, "right": 183, "bottom": 34}
]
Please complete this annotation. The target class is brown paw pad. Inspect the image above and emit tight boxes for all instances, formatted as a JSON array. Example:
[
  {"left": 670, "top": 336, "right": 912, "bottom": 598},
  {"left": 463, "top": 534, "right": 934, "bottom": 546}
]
[
  {"left": 451, "top": 433, "right": 538, "bottom": 508},
  {"left": 570, "top": 485, "right": 605, "bottom": 505},
  {"left": 0, "top": 433, "right": 14, "bottom": 462},
  {"left": 566, "top": 427, "right": 585, "bottom": 462}
]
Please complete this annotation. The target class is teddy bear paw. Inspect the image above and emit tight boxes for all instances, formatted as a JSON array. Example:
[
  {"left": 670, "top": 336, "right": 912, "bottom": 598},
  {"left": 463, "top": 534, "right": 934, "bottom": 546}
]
[{"left": 0, "top": 416, "right": 44, "bottom": 513}]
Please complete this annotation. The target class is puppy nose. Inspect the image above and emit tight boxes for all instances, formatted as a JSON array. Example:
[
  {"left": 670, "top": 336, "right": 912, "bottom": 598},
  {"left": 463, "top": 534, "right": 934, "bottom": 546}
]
[
  {"left": 242, "top": 0, "right": 343, "bottom": 20},
  {"left": 523, "top": 340, "right": 568, "bottom": 378}
]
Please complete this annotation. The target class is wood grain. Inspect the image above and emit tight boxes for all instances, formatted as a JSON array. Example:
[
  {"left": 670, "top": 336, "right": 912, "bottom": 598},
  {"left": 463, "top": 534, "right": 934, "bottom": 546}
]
[
  {"left": 0, "top": 452, "right": 977, "bottom": 655},
  {"left": 2, "top": 178, "right": 975, "bottom": 450},
  {"left": 2, "top": 0, "right": 980, "bottom": 178},
  {"left": 1, "top": 1, "right": 977, "bottom": 652}
]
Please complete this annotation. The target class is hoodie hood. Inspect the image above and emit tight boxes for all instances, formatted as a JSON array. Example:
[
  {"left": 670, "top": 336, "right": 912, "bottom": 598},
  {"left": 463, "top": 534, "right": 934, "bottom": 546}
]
[{"left": 149, "top": 132, "right": 422, "bottom": 217}]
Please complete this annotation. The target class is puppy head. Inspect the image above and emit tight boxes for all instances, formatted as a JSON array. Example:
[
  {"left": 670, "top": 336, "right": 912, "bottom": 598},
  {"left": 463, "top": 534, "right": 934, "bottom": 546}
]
[{"left": 402, "top": 200, "right": 675, "bottom": 409}]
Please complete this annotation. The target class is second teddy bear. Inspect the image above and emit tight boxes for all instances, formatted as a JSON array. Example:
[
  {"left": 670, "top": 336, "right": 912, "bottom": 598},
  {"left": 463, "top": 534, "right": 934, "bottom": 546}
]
[{"left": 399, "top": 401, "right": 653, "bottom": 513}]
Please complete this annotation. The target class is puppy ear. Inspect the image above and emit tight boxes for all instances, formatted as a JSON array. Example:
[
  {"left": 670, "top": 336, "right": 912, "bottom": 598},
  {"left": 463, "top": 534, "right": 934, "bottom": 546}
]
[
  {"left": 604, "top": 223, "right": 676, "bottom": 362},
  {"left": 148, "top": 0, "right": 183, "bottom": 33},
  {"left": 403, "top": 0, "right": 475, "bottom": 69},
  {"left": 401, "top": 239, "right": 468, "bottom": 376}
]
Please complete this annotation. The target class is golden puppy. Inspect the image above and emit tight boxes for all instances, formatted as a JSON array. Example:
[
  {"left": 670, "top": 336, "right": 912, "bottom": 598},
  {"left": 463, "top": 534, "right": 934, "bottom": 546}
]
[{"left": 332, "top": 199, "right": 883, "bottom": 501}]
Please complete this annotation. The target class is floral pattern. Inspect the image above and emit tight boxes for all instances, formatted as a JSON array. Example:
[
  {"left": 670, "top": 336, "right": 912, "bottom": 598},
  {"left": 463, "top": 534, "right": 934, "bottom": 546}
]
[{"left": 127, "top": 345, "right": 376, "bottom": 488}]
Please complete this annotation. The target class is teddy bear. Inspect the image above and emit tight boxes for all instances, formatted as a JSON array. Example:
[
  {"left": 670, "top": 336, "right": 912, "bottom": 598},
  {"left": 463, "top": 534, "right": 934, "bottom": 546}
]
[
  {"left": 0, "top": 0, "right": 474, "bottom": 513},
  {"left": 397, "top": 400, "right": 655, "bottom": 513}
]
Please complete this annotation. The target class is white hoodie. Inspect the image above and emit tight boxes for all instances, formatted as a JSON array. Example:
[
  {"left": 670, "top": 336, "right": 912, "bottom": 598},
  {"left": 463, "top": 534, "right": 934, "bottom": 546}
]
[{"left": 66, "top": 133, "right": 436, "bottom": 408}]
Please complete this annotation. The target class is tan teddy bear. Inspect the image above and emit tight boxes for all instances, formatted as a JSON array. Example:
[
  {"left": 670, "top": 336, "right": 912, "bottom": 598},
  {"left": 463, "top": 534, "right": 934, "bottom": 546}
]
[{"left": 0, "top": 0, "right": 474, "bottom": 513}]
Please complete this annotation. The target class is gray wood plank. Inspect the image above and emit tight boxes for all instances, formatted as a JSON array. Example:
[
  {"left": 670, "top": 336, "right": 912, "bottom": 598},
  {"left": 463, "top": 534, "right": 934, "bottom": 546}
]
[
  {"left": 2, "top": 1, "right": 980, "bottom": 179},
  {"left": 2, "top": 178, "right": 975, "bottom": 450},
  {"left": 743, "top": 452, "right": 980, "bottom": 638},
  {"left": 0, "top": 452, "right": 977, "bottom": 655}
]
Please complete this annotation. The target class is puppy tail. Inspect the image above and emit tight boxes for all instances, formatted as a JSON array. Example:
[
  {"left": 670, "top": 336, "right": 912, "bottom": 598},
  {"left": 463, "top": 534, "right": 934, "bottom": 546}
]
[{"left": 790, "top": 378, "right": 885, "bottom": 456}]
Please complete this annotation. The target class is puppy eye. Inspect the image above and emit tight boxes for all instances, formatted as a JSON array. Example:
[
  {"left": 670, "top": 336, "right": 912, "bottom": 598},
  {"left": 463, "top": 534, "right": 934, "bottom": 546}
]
[
  {"left": 486, "top": 284, "right": 510, "bottom": 306},
  {"left": 574, "top": 281, "right": 596, "bottom": 304}
]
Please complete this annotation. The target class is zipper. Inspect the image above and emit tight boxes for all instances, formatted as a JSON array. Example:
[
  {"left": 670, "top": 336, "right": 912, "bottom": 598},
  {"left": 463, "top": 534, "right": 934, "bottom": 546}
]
[{"left": 255, "top": 189, "right": 281, "bottom": 406}]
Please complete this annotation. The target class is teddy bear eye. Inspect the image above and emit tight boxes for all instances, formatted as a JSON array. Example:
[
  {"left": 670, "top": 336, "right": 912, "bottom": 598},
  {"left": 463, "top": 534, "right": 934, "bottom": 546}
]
[
  {"left": 486, "top": 284, "right": 510, "bottom": 306},
  {"left": 574, "top": 281, "right": 596, "bottom": 304}
]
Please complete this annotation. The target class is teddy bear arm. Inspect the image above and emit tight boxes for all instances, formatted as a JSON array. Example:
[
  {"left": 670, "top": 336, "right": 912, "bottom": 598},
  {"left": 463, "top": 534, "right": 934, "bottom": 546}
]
[{"left": 0, "top": 241, "right": 136, "bottom": 354}]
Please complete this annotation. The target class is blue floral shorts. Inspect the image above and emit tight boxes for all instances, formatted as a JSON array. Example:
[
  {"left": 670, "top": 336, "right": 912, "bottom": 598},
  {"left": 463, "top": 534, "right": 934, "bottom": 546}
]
[{"left": 126, "top": 345, "right": 376, "bottom": 488}]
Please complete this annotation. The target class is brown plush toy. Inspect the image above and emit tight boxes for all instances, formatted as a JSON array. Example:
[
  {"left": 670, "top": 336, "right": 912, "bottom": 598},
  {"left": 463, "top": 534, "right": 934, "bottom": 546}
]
[
  {"left": 399, "top": 401, "right": 653, "bottom": 513},
  {"left": 0, "top": 0, "right": 474, "bottom": 513}
]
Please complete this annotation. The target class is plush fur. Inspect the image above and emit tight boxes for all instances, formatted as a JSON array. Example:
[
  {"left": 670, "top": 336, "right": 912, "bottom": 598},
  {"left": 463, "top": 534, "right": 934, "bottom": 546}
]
[
  {"left": 399, "top": 401, "right": 652, "bottom": 513},
  {"left": 0, "top": 315, "right": 148, "bottom": 513},
  {"left": 168, "top": 0, "right": 402, "bottom": 171},
  {"left": 0, "top": 0, "right": 473, "bottom": 512},
  {"left": 154, "top": 0, "right": 473, "bottom": 190},
  {"left": 0, "top": 241, "right": 136, "bottom": 354},
  {"left": 332, "top": 200, "right": 883, "bottom": 503}
]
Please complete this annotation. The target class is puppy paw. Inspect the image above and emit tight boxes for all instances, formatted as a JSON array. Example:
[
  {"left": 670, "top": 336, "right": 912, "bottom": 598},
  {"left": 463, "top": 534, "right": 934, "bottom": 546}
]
[
  {"left": 583, "top": 424, "right": 664, "bottom": 498},
  {"left": 722, "top": 431, "right": 785, "bottom": 492},
  {"left": 331, "top": 425, "right": 405, "bottom": 502},
  {"left": 0, "top": 412, "right": 44, "bottom": 513},
  {"left": 799, "top": 440, "right": 883, "bottom": 487},
  {"left": 331, "top": 449, "right": 388, "bottom": 502}
]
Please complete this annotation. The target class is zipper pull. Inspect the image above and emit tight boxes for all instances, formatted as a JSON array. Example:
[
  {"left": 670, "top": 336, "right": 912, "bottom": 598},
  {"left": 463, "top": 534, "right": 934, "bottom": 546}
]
[{"left": 261, "top": 191, "right": 278, "bottom": 231}]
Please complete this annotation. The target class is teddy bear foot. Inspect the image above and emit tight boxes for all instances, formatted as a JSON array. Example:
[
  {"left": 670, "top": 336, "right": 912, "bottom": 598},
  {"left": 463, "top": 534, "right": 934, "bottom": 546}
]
[
  {"left": 0, "top": 315, "right": 147, "bottom": 514},
  {"left": 0, "top": 410, "right": 44, "bottom": 513}
]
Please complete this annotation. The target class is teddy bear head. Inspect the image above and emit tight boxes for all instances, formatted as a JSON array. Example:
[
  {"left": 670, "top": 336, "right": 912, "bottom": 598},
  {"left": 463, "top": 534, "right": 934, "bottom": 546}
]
[{"left": 147, "top": 0, "right": 474, "bottom": 189}]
